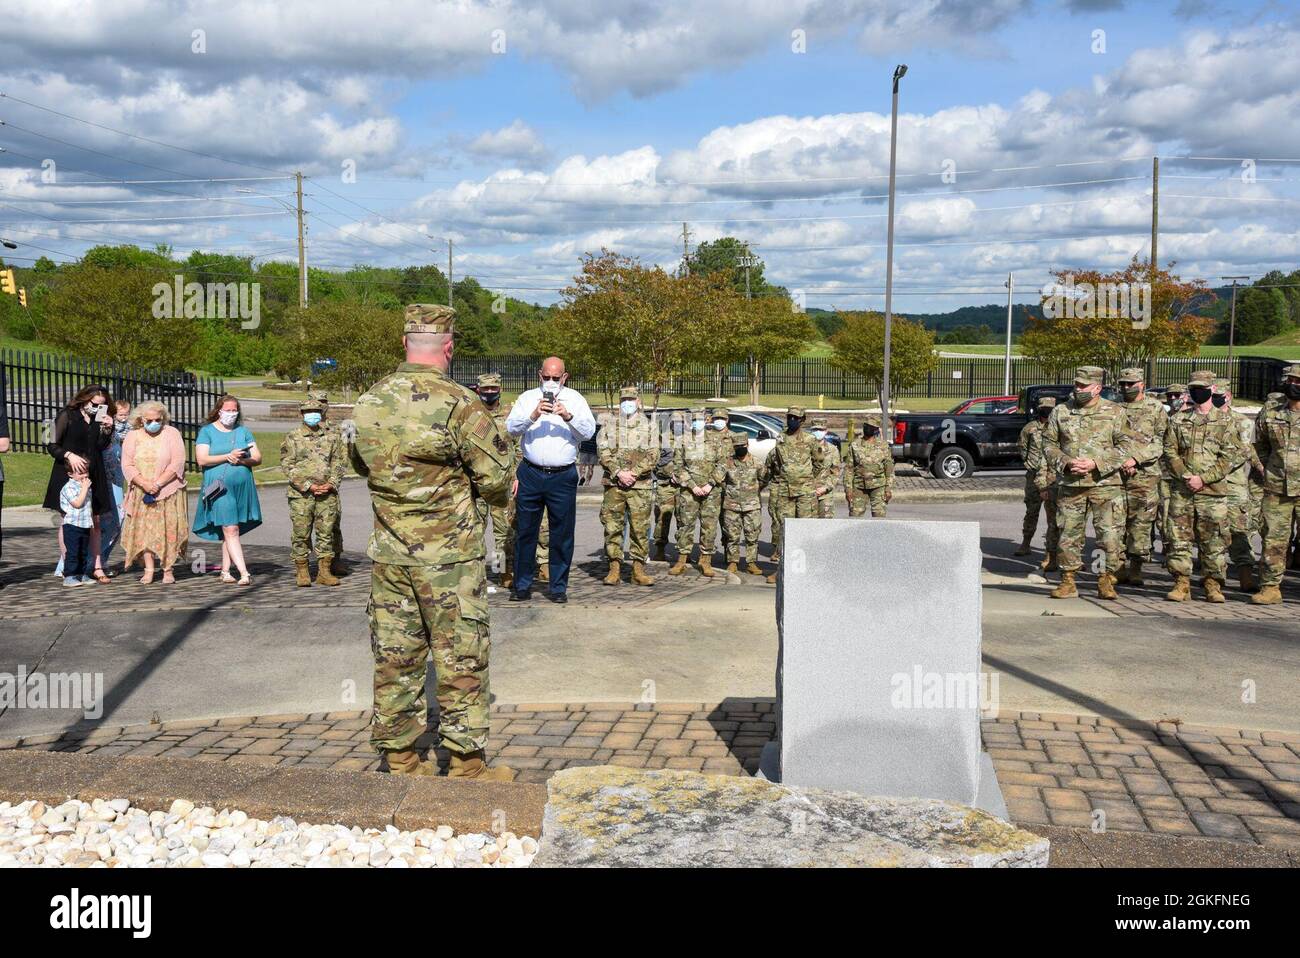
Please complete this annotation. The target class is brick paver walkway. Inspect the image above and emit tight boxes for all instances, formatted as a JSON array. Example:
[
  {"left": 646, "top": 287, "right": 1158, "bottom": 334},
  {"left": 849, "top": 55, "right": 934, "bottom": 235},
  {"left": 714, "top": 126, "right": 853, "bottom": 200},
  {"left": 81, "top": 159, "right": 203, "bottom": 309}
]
[{"left": 6, "top": 705, "right": 1297, "bottom": 852}]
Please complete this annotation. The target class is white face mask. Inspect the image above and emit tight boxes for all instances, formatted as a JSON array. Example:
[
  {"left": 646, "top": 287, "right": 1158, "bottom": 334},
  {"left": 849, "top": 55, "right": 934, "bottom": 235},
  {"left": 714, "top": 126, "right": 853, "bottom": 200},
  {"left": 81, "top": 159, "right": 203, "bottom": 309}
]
[
  {"left": 812, "top": 430, "right": 826, "bottom": 440},
  {"left": 620, "top": 400, "right": 638, "bottom": 416},
  {"left": 711, "top": 420, "right": 726, "bottom": 430},
  {"left": 691, "top": 420, "right": 705, "bottom": 432},
  {"left": 219, "top": 410, "right": 238, "bottom": 427}
]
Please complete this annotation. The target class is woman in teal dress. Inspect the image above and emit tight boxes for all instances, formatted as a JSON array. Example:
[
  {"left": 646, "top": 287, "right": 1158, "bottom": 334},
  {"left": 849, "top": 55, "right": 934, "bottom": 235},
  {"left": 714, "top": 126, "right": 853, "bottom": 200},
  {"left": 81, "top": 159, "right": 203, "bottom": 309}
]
[{"left": 193, "top": 395, "right": 263, "bottom": 584}]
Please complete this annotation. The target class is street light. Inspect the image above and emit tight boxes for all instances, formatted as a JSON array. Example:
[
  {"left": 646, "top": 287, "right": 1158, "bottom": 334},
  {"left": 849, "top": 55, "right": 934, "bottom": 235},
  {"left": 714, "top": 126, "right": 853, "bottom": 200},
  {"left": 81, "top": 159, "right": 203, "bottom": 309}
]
[
  {"left": 738, "top": 252, "right": 760, "bottom": 404},
  {"left": 1, "top": 239, "right": 16, "bottom": 250},
  {"left": 1222, "top": 275, "right": 1249, "bottom": 368},
  {"left": 880, "top": 63, "right": 907, "bottom": 437}
]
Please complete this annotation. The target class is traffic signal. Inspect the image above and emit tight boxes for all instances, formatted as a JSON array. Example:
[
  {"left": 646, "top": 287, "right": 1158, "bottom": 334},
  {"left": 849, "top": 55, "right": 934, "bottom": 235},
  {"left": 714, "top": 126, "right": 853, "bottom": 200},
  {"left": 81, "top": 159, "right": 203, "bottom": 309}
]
[
  {"left": 18, "top": 287, "right": 27, "bottom": 308},
  {"left": 0, "top": 268, "right": 15, "bottom": 295}
]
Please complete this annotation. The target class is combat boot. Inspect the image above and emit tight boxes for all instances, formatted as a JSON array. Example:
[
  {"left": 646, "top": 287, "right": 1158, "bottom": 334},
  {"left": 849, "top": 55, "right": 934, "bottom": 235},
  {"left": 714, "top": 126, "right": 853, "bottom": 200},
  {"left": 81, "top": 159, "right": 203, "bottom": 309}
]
[
  {"left": 1202, "top": 578, "right": 1225, "bottom": 604},
  {"left": 447, "top": 751, "right": 515, "bottom": 782},
  {"left": 1112, "top": 562, "right": 1131, "bottom": 585},
  {"left": 631, "top": 561, "right": 655, "bottom": 586},
  {"left": 726, "top": 561, "right": 739, "bottom": 574},
  {"left": 536, "top": 565, "right": 550, "bottom": 584},
  {"left": 765, "top": 573, "right": 777, "bottom": 584},
  {"left": 1049, "top": 571, "right": 1077, "bottom": 599},
  {"left": 385, "top": 750, "right": 435, "bottom": 777},
  {"left": 1236, "top": 564, "right": 1257, "bottom": 592},
  {"left": 697, "top": 555, "right": 715, "bottom": 578},
  {"left": 315, "top": 561, "right": 340, "bottom": 587},
  {"left": 1126, "top": 557, "right": 1145, "bottom": 587},
  {"left": 1165, "top": 575, "right": 1191, "bottom": 602},
  {"left": 294, "top": 560, "right": 312, "bottom": 587},
  {"left": 1251, "top": 585, "right": 1282, "bottom": 605},
  {"left": 1013, "top": 538, "right": 1032, "bottom": 557},
  {"left": 668, "top": 555, "right": 689, "bottom": 576},
  {"left": 603, "top": 560, "right": 621, "bottom": 585},
  {"left": 1039, "top": 551, "right": 1057, "bottom": 573},
  {"left": 746, "top": 561, "right": 763, "bottom": 576},
  {"left": 1096, "top": 572, "right": 1118, "bottom": 600}
]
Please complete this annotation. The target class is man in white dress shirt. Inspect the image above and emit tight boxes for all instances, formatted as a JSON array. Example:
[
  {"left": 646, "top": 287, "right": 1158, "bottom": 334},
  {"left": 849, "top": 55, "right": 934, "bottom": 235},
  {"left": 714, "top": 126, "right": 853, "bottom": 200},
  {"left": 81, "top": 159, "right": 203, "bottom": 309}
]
[{"left": 505, "top": 356, "right": 596, "bottom": 602}]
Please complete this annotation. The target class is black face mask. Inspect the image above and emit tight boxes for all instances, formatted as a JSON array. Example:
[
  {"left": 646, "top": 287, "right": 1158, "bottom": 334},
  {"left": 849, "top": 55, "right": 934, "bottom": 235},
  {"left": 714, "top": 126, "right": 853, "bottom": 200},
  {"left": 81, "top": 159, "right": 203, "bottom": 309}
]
[
  {"left": 734, "top": 445, "right": 748, "bottom": 459},
  {"left": 1035, "top": 408, "right": 1051, "bottom": 420},
  {"left": 1211, "top": 393, "right": 1227, "bottom": 408},
  {"left": 786, "top": 417, "right": 801, "bottom": 433},
  {"left": 1286, "top": 383, "right": 1300, "bottom": 401},
  {"left": 862, "top": 426, "right": 878, "bottom": 439},
  {"left": 1188, "top": 385, "right": 1213, "bottom": 406},
  {"left": 478, "top": 392, "right": 500, "bottom": 406}
]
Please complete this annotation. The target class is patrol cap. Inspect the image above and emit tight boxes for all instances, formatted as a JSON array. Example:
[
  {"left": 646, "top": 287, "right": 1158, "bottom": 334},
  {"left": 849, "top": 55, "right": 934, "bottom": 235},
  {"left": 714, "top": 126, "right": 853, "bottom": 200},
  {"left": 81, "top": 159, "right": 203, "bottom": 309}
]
[
  {"left": 1268, "top": 391, "right": 1285, "bottom": 401},
  {"left": 620, "top": 386, "right": 639, "bottom": 400},
  {"left": 708, "top": 407, "right": 729, "bottom": 419},
  {"left": 1283, "top": 363, "right": 1300, "bottom": 379},
  {"left": 307, "top": 389, "right": 329, "bottom": 405},
  {"left": 689, "top": 407, "right": 707, "bottom": 419},
  {"left": 299, "top": 395, "right": 326, "bottom": 412},
  {"left": 864, "top": 413, "right": 882, "bottom": 427},
  {"left": 1118, "top": 367, "right": 1145, "bottom": 383},
  {"left": 476, "top": 373, "right": 502, "bottom": 389},
  {"left": 403, "top": 303, "right": 456, "bottom": 334},
  {"left": 1188, "top": 369, "right": 1217, "bottom": 387},
  {"left": 787, "top": 405, "right": 806, "bottom": 418},
  {"left": 1165, "top": 383, "right": 1186, "bottom": 395},
  {"left": 1214, "top": 377, "right": 1232, "bottom": 391},
  {"left": 811, "top": 417, "right": 828, "bottom": 428},
  {"left": 1036, "top": 396, "right": 1057, "bottom": 409},
  {"left": 1074, "top": 366, "right": 1105, "bottom": 385}
]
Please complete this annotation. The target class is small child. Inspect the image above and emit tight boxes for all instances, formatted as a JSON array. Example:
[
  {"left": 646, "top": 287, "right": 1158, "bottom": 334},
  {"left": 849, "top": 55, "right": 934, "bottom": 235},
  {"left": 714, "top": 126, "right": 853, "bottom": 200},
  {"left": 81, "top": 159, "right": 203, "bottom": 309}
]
[{"left": 59, "top": 465, "right": 95, "bottom": 587}]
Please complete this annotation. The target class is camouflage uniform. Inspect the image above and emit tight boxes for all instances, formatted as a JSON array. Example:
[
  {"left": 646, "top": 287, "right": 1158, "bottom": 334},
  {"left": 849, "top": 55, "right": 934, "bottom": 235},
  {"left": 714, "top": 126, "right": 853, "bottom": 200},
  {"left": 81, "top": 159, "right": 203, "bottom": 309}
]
[
  {"left": 473, "top": 373, "right": 515, "bottom": 579},
  {"left": 1224, "top": 395, "right": 1263, "bottom": 580},
  {"left": 762, "top": 406, "right": 828, "bottom": 541},
  {"left": 672, "top": 409, "right": 726, "bottom": 561},
  {"left": 1116, "top": 371, "right": 1169, "bottom": 580},
  {"left": 843, "top": 415, "right": 894, "bottom": 518},
  {"left": 598, "top": 389, "right": 659, "bottom": 566},
  {"left": 1032, "top": 400, "right": 1061, "bottom": 565},
  {"left": 281, "top": 396, "right": 346, "bottom": 569},
  {"left": 306, "top": 391, "right": 346, "bottom": 564},
  {"left": 349, "top": 305, "right": 511, "bottom": 758},
  {"left": 1253, "top": 368, "right": 1300, "bottom": 602},
  {"left": 1156, "top": 384, "right": 1186, "bottom": 556},
  {"left": 721, "top": 436, "right": 764, "bottom": 566},
  {"left": 1016, "top": 399, "right": 1056, "bottom": 551},
  {"left": 1042, "top": 367, "right": 1133, "bottom": 596},
  {"left": 811, "top": 417, "right": 842, "bottom": 518},
  {"left": 652, "top": 412, "right": 685, "bottom": 558},
  {"left": 1162, "top": 370, "right": 1245, "bottom": 600}
]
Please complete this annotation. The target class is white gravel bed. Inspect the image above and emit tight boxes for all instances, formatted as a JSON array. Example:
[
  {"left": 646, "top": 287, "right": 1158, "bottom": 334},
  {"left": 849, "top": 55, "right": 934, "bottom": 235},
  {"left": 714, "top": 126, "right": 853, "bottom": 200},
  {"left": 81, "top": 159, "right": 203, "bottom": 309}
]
[{"left": 0, "top": 798, "right": 537, "bottom": 868}]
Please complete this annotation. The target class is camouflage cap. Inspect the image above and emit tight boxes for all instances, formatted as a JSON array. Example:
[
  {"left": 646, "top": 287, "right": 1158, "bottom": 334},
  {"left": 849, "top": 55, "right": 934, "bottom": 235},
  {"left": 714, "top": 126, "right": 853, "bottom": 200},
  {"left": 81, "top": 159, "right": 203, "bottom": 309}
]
[
  {"left": 403, "top": 303, "right": 456, "bottom": 334},
  {"left": 1188, "top": 369, "right": 1217, "bottom": 387},
  {"left": 1165, "top": 383, "right": 1186, "bottom": 395},
  {"left": 299, "top": 395, "right": 326, "bottom": 412},
  {"left": 476, "top": 373, "right": 502, "bottom": 389},
  {"left": 1284, "top": 363, "right": 1300, "bottom": 379},
  {"left": 689, "top": 407, "right": 707, "bottom": 419},
  {"left": 1214, "top": 377, "right": 1232, "bottom": 391},
  {"left": 708, "top": 407, "right": 729, "bottom": 419},
  {"left": 1118, "top": 367, "right": 1145, "bottom": 383},
  {"left": 811, "top": 417, "right": 828, "bottom": 428},
  {"left": 307, "top": 389, "right": 329, "bottom": 405},
  {"left": 1036, "top": 396, "right": 1057, "bottom": 409},
  {"left": 787, "top": 405, "right": 806, "bottom": 418},
  {"left": 864, "top": 413, "right": 882, "bottom": 427},
  {"left": 620, "top": 386, "right": 639, "bottom": 400},
  {"left": 1074, "top": 366, "right": 1105, "bottom": 385},
  {"left": 1268, "top": 391, "right": 1285, "bottom": 401}
]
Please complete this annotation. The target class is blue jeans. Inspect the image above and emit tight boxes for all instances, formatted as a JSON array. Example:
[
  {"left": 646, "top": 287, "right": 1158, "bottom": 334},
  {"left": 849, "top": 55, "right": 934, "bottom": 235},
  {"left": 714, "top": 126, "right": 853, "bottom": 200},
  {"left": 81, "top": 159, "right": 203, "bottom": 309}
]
[
  {"left": 513, "top": 460, "right": 578, "bottom": 594},
  {"left": 64, "top": 524, "right": 92, "bottom": 580}
]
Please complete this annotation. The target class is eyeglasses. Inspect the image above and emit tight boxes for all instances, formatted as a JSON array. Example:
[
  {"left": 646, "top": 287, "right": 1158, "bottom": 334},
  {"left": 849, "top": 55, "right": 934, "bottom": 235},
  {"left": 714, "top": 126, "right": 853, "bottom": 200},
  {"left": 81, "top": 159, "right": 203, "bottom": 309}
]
[{"left": 541, "top": 375, "right": 563, "bottom": 382}]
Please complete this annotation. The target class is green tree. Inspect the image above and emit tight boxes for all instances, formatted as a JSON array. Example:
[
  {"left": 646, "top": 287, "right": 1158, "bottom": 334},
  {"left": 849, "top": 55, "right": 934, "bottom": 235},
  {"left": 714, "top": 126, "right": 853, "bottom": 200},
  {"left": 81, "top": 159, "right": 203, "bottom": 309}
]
[
  {"left": 829, "top": 311, "right": 939, "bottom": 411},
  {"left": 1232, "top": 286, "right": 1289, "bottom": 345},
  {"left": 279, "top": 300, "right": 404, "bottom": 392}
]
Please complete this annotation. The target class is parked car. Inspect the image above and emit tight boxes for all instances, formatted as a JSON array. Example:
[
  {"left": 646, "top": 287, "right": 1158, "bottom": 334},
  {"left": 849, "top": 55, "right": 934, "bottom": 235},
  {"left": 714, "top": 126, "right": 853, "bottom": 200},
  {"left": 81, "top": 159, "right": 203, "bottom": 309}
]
[
  {"left": 891, "top": 383, "right": 1121, "bottom": 479},
  {"left": 310, "top": 358, "right": 338, "bottom": 378},
  {"left": 154, "top": 370, "right": 198, "bottom": 396}
]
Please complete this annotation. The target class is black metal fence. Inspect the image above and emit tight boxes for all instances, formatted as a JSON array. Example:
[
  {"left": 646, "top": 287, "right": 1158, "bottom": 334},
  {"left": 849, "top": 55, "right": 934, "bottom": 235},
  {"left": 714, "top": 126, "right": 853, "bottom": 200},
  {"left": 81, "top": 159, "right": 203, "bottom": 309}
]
[
  {"left": 451, "top": 354, "right": 1292, "bottom": 403},
  {"left": 1, "top": 349, "right": 226, "bottom": 471}
]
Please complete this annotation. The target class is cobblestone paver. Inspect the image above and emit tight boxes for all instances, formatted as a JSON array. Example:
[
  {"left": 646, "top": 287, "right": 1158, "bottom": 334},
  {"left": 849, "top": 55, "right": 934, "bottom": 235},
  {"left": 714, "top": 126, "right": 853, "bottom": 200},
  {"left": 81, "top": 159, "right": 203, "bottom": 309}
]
[{"left": 6, "top": 705, "right": 1297, "bottom": 851}]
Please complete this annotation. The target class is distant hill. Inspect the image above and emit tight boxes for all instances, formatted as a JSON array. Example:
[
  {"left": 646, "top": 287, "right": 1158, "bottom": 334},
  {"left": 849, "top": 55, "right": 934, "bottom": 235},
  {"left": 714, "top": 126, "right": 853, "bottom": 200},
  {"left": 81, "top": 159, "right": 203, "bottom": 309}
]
[{"left": 808, "top": 303, "right": 1040, "bottom": 341}]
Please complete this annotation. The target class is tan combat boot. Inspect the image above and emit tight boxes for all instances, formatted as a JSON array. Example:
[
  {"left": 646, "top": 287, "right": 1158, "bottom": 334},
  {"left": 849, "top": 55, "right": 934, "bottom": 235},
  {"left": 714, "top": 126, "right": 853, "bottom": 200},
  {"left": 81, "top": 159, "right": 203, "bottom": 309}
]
[
  {"left": 315, "top": 561, "right": 340, "bottom": 586},
  {"left": 1165, "top": 575, "right": 1191, "bottom": 602},
  {"left": 385, "top": 750, "right": 435, "bottom": 777},
  {"left": 447, "top": 751, "right": 516, "bottom": 782},
  {"left": 697, "top": 555, "right": 715, "bottom": 578},
  {"left": 726, "top": 561, "right": 739, "bottom": 574},
  {"left": 746, "top": 561, "right": 763, "bottom": 575},
  {"left": 536, "top": 565, "right": 549, "bottom": 583},
  {"left": 668, "top": 555, "right": 689, "bottom": 576},
  {"left": 1049, "top": 571, "right": 1077, "bottom": 599},
  {"left": 1251, "top": 584, "right": 1282, "bottom": 605},
  {"left": 1096, "top": 572, "right": 1118, "bottom": 600},
  {"left": 1202, "top": 578, "right": 1225, "bottom": 604},
  {"left": 294, "top": 560, "right": 312, "bottom": 587},
  {"left": 603, "top": 560, "right": 621, "bottom": 585},
  {"left": 1013, "top": 538, "right": 1032, "bottom": 557},
  {"left": 765, "top": 572, "right": 777, "bottom": 584},
  {"left": 631, "top": 561, "right": 655, "bottom": 586},
  {"left": 1236, "top": 564, "right": 1257, "bottom": 592}
]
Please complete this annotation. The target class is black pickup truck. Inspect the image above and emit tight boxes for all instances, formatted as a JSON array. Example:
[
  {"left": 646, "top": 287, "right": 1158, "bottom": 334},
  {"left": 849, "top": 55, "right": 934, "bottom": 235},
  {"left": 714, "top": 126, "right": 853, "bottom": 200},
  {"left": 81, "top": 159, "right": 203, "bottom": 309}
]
[{"left": 891, "top": 384, "right": 1121, "bottom": 479}]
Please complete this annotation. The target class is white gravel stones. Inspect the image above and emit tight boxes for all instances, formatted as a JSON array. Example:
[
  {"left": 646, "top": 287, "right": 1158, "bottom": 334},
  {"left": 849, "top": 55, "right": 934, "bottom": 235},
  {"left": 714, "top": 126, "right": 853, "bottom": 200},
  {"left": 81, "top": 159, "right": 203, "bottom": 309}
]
[{"left": 0, "top": 798, "right": 535, "bottom": 868}]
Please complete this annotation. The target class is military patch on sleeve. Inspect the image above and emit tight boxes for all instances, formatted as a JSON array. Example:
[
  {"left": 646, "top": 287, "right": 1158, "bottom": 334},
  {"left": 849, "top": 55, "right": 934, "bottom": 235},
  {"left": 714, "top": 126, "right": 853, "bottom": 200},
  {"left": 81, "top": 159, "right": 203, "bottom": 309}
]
[{"left": 472, "top": 414, "right": 492, "bottom": 439}]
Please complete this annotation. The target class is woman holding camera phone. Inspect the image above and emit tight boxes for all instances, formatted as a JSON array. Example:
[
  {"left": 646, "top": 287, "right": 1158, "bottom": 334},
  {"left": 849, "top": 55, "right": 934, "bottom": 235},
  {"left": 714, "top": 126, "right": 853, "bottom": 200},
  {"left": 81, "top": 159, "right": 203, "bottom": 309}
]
[
  {"left": 121, "top": 401, "right": 188, "bottom": 584},
  {"left": 43, "top": 384, "right": 116, "bottom": 584},
  {"left": 193, "top": 395, "right": 262, "bottom": 585}
]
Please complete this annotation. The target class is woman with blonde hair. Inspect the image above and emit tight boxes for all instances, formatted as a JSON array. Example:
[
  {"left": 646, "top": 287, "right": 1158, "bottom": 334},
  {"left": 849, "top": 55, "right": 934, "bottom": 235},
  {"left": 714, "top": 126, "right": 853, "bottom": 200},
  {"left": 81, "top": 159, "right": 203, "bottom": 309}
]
[{"left": 120, "top": 401, "right": 189, "bottom": 584}]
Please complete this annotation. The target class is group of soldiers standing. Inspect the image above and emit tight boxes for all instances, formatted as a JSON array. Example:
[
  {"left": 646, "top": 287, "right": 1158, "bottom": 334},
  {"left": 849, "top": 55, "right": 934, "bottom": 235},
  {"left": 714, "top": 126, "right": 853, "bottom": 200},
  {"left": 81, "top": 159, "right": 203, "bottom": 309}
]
[{"left": 1016, "top": 364, "right": 1300, "bottom": 605}]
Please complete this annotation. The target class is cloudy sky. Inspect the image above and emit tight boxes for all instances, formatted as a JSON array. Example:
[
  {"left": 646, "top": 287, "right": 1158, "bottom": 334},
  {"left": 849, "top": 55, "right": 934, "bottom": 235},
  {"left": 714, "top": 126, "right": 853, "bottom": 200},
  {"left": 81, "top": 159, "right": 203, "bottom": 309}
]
[{"left": 1, "top": 0, "right": 1298, "bottom": 313}]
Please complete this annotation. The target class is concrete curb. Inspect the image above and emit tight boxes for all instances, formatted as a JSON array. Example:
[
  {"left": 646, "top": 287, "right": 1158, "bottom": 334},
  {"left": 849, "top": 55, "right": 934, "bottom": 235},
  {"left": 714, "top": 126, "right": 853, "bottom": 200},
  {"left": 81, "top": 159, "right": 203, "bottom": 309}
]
[{"left": 0, "top": 750, "right": 548, "bottom": 836}]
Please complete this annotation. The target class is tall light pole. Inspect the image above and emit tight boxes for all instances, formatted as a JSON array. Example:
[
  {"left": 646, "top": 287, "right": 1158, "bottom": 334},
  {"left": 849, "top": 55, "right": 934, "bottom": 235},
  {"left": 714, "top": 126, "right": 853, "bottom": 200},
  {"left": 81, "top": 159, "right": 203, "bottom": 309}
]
[
  {"left": 1222, "top": 275, "right": 1249, "bottom": 368},
  {"left": 1003, "top": 272, "right": 1014, "bottom": 395},
  {"left": 881, "top": 63, "right": 907, "bottom": 434},
  {"left": 739, "top": 252, "right": 760, "bottom": 405}
]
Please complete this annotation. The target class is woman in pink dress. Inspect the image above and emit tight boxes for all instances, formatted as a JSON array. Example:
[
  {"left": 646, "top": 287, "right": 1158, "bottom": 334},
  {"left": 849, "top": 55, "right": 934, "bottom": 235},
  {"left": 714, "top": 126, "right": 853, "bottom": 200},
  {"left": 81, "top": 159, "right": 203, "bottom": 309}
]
[{"left": 120, "top": 401, "right": 189, "bottom": 584}]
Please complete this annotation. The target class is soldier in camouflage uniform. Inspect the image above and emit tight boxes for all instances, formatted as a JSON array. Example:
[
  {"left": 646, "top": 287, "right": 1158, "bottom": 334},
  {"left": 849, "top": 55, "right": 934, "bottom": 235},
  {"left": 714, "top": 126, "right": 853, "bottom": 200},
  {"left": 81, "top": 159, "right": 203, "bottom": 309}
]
[
  {"left": 706, "top": 408, "right": 733, "bottom": 555},
  {"left": 349, "top": 304, "right": 514, "bottom": 781},
  {"left": 1042, "top": 366, "right": 1133, "bottom": 600},
  {"left": 761, "top": 406, "right": 827, "bottom": 583},
  {"left": 304, "top": 390, "right": 348, "bottom": 575},
  {"left": 1031, "top": 398, "right": 1061, "bottom": 571},
  {"left": 473, "top": 373, "right": 516, "bottom": 585},
  {"left": 843, "top": 414, "right": 894, "bottom": 518},
  {"left": 599, "top": 387, "right": 658, "bottom": 586},
  {"left": 1155, "top": 383, "right": 1187, "bottom": 562},
  {"left": 810, "top": 417, "right": 842, "bottom": 518},
  {"left": 281, "top": 395, "right": 346, "bottom": 587},
  {"left": 1161, "top": 369, "right": 1245, "bottom": 604},
  {"left": 1113, "top": 368, "right": 1169, "bottom": 587},
  {"left": 669, "top": 408, "right": 726, "bottom": 577},
  {"left": 652, "top": 411, "right": 686, "bottom": 560},
  {"left": 1218, "top": 381, "right": 1264, "bottom": 592},
  {"left": 721, "top": 431, "right": 765, "bottom": 574},
  {"left": 1015, "top": 396, "right": 1056, "bottom": 558},
  {"left": 1251, "top": 365, "right": 1300, "bottom": 605}
]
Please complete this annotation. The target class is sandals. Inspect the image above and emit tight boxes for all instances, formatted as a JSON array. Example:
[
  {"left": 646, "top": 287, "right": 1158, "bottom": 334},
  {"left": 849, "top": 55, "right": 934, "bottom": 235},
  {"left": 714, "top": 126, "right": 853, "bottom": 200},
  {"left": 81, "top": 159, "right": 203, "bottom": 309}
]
[
  {"left": 219, "top": 572, "right": 238, "bottom": 584},
  {"left": 236, "top": 573, "right": 253, "bottom": 586},
  {"left": 92, "top": 571, "right": 112, "bottom": 584}
]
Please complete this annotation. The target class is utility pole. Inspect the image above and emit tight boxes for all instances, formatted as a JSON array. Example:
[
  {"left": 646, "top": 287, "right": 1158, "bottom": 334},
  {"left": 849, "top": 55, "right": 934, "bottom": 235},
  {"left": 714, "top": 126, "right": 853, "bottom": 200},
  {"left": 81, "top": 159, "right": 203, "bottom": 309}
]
[
  {"left": 447, "top": 239, "right": 454, "bottom": 308},
  {"left": 1150, "top": 156, "right": 1159, "bottom": 275},
  {"left": 1222, "top": 275, "right": 1249, "bottom": 368},
  {"left": 295, "top": 172, "right": 307, "bottom": 308},
  {"left": 1003, "top": 272, "right": 1014, "bottom": 395},
  {"left": 680, "top": 222, "right": 692, "bottom": 276},
  {"left": 881, "top": 64, "right": 907, "bottom": 434},
  {"left": 739, "top": 252, "right": 759, "bottom": 405}
]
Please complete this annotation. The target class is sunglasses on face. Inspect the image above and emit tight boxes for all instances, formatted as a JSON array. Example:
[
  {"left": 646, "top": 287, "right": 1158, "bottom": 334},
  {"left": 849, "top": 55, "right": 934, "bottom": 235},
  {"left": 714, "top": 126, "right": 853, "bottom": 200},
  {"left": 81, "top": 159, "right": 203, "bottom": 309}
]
[{"left": 541, "top": 375, "right": 563, "bottom": 382}]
